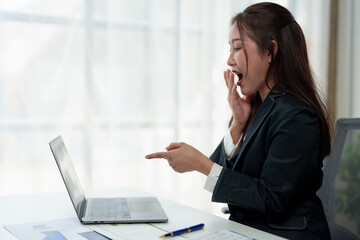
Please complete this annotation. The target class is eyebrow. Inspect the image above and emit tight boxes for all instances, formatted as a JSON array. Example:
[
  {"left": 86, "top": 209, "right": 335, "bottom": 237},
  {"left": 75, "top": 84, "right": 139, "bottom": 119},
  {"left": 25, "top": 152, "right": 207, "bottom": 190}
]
[{"left": 229, "top": 38, "right": 243, "bottom": 44}]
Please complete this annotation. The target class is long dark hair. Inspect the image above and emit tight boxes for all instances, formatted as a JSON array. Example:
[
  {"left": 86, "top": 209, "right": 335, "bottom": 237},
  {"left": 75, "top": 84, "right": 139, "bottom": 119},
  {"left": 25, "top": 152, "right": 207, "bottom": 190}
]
[{"left": 230, "top": 2, "right": 332, "bottom": 158}]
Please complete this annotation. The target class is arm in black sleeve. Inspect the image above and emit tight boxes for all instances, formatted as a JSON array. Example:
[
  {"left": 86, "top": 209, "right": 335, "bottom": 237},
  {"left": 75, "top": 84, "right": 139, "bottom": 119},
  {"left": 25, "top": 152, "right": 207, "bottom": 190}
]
[
  {"left": 210, "top": 139, "right": 236, "bottom": 169},
  {"left": 211, "top": 108, "right": 320, "bottom": 218}
]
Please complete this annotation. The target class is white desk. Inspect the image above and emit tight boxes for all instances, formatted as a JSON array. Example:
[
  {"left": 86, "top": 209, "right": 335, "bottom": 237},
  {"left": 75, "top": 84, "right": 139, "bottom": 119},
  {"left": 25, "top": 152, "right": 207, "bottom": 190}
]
[{"left": 0, "top": 188, "right": 284, "bottom": 240}]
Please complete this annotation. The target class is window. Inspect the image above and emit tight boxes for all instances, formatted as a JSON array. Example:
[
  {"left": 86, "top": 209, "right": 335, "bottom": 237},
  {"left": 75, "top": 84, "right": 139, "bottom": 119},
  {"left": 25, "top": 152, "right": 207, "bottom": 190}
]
[{"left": 0, "top": 0, "right": 330, "bottom": 215}]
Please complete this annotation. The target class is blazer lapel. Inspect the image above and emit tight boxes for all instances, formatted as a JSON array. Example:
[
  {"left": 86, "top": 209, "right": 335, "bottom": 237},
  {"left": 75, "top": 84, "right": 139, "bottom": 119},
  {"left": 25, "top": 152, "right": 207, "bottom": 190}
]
[{"left": 232, "top": 94, "right": 276, "bottom": 169}]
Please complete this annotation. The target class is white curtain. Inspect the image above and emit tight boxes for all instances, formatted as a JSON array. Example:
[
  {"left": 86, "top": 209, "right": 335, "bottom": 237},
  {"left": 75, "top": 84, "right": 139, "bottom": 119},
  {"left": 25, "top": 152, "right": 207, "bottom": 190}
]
[
  {"left": 336, "top": 0, "right": 360, "bottom": 118},
  {"left": 0, "top": 0, "right": 330, "bottom": 216}
]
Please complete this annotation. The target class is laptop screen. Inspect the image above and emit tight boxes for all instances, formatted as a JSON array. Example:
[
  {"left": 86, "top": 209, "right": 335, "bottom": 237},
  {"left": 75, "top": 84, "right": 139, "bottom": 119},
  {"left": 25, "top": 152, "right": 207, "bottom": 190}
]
[{"left": 49, "top": 136, "right": 85, "bottom": 218}]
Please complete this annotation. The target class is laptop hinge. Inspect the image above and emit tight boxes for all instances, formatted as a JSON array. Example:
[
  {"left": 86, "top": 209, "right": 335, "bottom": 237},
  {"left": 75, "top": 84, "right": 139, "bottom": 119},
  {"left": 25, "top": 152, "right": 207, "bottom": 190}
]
[{"left": 79, "top": 198, "right": 87, "bottom": 221}]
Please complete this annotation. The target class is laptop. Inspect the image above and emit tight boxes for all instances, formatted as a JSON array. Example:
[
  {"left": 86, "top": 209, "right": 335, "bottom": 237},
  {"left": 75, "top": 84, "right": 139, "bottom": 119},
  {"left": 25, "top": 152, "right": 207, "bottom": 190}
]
[{"left": 49, "top": 135, "right": 168, "bottom": 224}]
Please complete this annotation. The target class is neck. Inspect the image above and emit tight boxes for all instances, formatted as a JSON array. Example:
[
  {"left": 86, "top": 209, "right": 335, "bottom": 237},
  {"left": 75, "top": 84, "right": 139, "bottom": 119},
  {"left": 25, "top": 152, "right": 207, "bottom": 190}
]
[
  {"left": 259, "top": 79, "right": 275, "bottom": 102},
  {"left": 259, "top": 87, "right": 272, "bottom": 102}
]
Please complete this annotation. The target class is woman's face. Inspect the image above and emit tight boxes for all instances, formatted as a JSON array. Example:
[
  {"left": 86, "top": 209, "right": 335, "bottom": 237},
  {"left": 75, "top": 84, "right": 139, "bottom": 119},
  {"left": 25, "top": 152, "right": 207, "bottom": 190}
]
[{"left": 227, "top": 23, "right": 272, "bottom": 101}]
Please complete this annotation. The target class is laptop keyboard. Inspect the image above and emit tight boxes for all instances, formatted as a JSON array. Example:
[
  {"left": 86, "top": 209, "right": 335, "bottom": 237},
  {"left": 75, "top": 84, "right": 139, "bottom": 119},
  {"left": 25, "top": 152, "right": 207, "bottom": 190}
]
[{"left": 86, "top": 198, "right": 131, "bottom": 220}]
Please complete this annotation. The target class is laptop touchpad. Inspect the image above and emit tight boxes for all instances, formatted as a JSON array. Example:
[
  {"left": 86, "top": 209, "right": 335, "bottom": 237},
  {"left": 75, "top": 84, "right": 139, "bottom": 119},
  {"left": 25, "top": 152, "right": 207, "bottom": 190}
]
[{"left": 129, "top": 202, "right": 162, "bottom": 213}]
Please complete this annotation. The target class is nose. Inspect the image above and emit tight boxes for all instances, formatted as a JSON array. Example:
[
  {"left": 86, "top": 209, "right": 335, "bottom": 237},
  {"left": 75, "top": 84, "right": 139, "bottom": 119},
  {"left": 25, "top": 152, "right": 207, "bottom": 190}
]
[{"left": 227, "top": 52, "right": 235, "bottom": 66}]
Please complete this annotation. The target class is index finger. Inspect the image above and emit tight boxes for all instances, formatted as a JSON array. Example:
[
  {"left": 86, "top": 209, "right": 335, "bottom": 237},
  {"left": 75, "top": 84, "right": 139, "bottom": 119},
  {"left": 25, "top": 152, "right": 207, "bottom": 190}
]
[
  {"left": 145, "top": 152, "right": 166, "bottom": 159},
  {"left": 224, "top": 71, "right": 229, "bottom": 89},
  {"left": 224, "top": 69, "right": 233, "bottom": 89}
]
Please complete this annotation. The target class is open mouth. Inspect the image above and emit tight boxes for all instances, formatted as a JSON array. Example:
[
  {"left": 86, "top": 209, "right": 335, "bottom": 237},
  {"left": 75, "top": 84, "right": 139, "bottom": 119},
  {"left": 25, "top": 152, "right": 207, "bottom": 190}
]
[{"left": 232, "top": 71, "right": 243, "bottom": 86}]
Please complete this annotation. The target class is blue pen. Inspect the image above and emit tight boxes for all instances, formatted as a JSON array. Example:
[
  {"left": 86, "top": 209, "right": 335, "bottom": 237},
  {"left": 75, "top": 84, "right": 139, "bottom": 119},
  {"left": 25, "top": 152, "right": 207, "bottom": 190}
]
[{"left": 160, "top": 223, "right": 205, "bottom": 238}]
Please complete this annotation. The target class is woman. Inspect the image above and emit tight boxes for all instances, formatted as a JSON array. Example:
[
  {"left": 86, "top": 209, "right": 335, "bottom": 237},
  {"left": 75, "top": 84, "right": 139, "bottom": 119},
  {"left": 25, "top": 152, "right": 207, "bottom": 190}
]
[{"left": 146, "top": 2, "right": 332, "bottom": 239}]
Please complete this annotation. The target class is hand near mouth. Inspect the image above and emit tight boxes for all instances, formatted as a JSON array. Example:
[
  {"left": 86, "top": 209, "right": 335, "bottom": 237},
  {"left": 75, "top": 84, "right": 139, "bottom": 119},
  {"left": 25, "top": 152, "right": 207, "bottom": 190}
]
[{"left": 224, "top": 69, "right": 251, "bottom": 143}]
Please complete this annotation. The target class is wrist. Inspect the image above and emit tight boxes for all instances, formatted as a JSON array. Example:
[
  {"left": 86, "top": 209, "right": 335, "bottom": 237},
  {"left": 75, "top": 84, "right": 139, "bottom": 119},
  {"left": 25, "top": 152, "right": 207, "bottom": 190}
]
[
  {"left": 229, "top": 123, "right": 244, "bottom": 145},
  {"left": 197, "top": 156, "right": 214, "bottom": 176},
  {"left": 230, "top": 118, "right": 246, "bottom": 131}
]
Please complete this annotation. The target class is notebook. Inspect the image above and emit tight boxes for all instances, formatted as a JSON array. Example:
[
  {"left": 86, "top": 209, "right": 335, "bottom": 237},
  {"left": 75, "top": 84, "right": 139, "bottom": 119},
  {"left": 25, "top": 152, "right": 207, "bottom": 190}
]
[{"left": 49, "top": 135, "right": 168, "bottom": 224}]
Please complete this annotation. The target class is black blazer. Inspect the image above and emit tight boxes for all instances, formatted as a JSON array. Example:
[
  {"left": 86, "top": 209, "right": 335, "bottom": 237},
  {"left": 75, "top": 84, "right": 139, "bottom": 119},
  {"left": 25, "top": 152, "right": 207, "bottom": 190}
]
[{"left": 210, "top": 91, "right": 331, "bottom": 240}]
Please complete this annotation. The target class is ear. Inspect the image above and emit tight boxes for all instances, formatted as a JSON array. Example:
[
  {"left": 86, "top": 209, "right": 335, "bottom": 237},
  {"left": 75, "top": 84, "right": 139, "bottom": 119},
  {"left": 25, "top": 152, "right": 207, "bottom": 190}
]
[
  {"left": 271, "top": 40, "right": 278, "bottom": 57},
  {"left": 267, "top": 40, "right": 278, "bottom": 62}
]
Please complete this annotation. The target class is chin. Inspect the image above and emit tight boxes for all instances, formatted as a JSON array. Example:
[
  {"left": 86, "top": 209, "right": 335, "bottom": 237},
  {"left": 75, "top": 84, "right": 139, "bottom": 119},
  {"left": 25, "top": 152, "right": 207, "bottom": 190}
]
[
  {"left": 241, "top": 88, "right": 256, "bottom": 97},
  {"left": 240, "top": 88, "right": 250, "bottom": 96}
]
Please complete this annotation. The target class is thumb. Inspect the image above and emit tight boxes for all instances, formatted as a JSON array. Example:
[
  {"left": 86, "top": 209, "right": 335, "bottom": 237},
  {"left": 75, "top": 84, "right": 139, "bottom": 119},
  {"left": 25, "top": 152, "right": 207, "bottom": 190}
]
[{"left": 166, "top": 142, "right": 182, "bottom": 151}]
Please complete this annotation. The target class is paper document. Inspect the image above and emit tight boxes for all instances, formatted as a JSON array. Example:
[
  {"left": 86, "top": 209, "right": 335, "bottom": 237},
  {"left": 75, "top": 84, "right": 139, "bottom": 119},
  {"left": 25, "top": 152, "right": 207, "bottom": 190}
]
[
  {"left": 4, "top": 217, "right": 110, "bottom": 240},
  {"left": 192, "top": 229, "right": 256, "bottom": 240},
  {"left": 89, "top": 223, "right": 166, "bottom": 240},
  {"left": 89, "top": 223, "right": 256, "bottom": 240}
]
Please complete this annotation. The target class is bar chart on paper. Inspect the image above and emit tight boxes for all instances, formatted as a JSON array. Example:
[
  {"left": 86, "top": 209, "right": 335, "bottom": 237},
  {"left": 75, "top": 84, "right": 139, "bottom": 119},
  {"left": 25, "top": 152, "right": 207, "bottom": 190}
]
[
  {"left": 4, "top": 218, "right": 110, "bottom": 240},
  {"left": 41, "top": 231, "right": 67, "bottom": 240}
]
